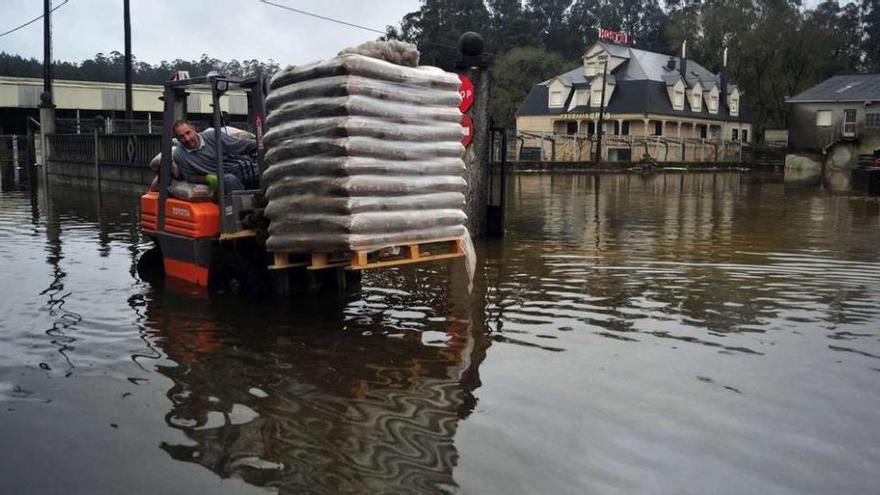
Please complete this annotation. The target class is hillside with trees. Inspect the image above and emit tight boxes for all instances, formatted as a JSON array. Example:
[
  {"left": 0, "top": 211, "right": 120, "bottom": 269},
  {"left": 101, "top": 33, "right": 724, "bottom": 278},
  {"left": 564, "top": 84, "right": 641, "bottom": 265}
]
[
  {"left": 0, "top": 51, "right": 279, "bottom": 85},
  {"left": 387, "top": 0, "right": 880, "bottom": 133}
]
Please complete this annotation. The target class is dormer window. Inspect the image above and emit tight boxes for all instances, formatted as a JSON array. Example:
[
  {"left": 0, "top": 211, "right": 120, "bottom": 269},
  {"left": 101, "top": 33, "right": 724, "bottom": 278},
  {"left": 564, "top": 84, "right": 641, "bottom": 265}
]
[
  {"left": 550, "top": 90, "right": 563, "bottom": 107},
  {"left": 708, "top": 94, "right": 718, "bottom": 113},
  {"left": 729, "top": 94, "right": 739, "bottom": 116},
  {"left": 691, "top": 90, "right": 702, "bottom": 111},
  {"left": 673, "top": 89, "right": 684, "bottom": 109},
  {"left": 592, "top": 88, "right": 602, "bottom": 106},
  {"left": 586, "top": 61, "right": 597, "bottom": 77}
]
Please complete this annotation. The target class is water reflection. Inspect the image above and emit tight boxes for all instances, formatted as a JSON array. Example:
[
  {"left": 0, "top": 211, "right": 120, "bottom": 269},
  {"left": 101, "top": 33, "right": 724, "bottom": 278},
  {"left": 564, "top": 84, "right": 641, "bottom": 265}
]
[
  {"left": 488, "top": 173, "right": 880, "bottom": 358},
  {"left": 141, "top": 267, "right": 488, "bottom": 494},
  {"left": 2, "top": 173, "right": 880, "bottom": 494}
]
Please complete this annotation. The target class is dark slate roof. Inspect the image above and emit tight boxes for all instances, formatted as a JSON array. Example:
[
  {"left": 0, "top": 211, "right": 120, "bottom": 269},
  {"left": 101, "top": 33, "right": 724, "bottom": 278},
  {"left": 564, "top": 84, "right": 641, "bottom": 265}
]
[
  {"left": 517, "top": 80, "right": 749, "bottom": 123},
  {"left": 788, "top": 74, "right": 880, "bottom": 103},
  {"left": 593, "top": 41, "right": 717, "bottom": 86},
  {"left": 518, "top": 41, "right": 748, "bottom": 123}
]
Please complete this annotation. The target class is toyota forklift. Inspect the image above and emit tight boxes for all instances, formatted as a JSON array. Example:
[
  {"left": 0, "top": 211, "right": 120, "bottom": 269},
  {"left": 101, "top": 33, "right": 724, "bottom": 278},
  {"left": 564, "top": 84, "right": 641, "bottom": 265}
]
[
  {"left": 138, "top": 72, "right": 298, "bottom": 297},
  {"left": 138, "top": 73, "right": 466, "bottom": 297}
]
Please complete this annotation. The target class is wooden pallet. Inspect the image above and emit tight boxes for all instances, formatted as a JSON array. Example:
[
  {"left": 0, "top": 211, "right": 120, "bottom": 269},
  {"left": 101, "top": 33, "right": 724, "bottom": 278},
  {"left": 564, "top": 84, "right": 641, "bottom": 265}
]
[{"left": 269, "top": 236, "right": 466, "bottom": 271}]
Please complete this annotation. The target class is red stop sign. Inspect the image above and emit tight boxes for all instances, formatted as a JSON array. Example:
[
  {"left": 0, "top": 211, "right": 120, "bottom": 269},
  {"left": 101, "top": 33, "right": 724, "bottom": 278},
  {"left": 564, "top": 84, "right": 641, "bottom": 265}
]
[
  {"left": 461, "top": 114, "right": 474, "bottom": 147},
  {"left": 459, "top": 75, "right": 474, "bottom": 113}
]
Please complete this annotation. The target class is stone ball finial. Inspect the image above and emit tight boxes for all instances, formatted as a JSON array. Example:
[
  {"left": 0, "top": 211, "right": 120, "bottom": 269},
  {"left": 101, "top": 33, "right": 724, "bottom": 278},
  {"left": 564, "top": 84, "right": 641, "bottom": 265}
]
[{"left": 459, "top": 32, "right": 484, "bottom": 57}]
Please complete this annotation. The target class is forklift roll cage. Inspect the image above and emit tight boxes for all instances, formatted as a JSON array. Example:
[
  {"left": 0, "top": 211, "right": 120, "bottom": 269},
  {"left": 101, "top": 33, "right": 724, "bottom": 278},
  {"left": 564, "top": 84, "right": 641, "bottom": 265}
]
[{"left": 156, "top": 74, "right": 269, "bottom": 235}]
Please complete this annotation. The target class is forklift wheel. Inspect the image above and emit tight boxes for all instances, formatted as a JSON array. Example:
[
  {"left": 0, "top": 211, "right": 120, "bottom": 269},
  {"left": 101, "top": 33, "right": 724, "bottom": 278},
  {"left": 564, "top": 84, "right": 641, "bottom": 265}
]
[
  {"left": 210, "top": 250, "right": 271, "bottom": 300},
  {"left": 136, "top": 246, "right": 165, "bottom": 284}
]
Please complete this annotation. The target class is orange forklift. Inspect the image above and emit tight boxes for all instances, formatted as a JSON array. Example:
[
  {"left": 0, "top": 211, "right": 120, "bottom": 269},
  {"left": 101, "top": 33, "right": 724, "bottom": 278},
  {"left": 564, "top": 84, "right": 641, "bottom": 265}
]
[
  {"left": 138, "top": 73, "right": 466, "bottom": 297},
  {"left": 138, "top": 73, "right": 291, "bottom": 297}
]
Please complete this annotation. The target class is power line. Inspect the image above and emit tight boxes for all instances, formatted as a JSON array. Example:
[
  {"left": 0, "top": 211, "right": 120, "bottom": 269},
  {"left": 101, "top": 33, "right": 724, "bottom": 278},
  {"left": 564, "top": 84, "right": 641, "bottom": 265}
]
[
  {"left": 258, "top": 0, "right": 388, "bottom": 36},
  {"left": 257, "top": 0, "right": 464, "bottom": 53},
  {"left": 0, "top": 0, "right": 69, "bottom": 40}
]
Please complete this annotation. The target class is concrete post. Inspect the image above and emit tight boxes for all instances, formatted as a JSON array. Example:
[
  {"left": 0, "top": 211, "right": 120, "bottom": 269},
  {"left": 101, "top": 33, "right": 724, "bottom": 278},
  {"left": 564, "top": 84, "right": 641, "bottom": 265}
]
[
  {"left": 93, "top": 127, "right": 101, "bottom": 184},
  {"left": 39, "top": 105, "right": 55, "bottom": 180},
  {"left": 457, "top": 32, "right": 492, "bottom": 237}
]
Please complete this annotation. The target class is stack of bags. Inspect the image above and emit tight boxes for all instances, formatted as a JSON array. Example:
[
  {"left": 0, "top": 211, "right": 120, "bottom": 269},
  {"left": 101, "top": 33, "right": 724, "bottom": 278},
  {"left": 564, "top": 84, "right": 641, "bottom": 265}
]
[{"left": 261, "top": 41, "right": 467, "bottom": 253}]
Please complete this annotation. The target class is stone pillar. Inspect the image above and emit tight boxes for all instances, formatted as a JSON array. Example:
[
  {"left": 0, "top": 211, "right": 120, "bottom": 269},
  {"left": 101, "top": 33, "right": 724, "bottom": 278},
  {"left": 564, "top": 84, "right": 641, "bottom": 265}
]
[{"left": 457, "top": 32, "right": 492, "bottom": 237}]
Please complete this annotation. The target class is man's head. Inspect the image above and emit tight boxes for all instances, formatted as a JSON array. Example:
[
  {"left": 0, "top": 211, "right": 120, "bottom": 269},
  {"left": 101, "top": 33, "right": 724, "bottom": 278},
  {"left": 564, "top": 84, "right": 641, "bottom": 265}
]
[{"left": 173, "top": 120, "right": 200, "bottom": 150}]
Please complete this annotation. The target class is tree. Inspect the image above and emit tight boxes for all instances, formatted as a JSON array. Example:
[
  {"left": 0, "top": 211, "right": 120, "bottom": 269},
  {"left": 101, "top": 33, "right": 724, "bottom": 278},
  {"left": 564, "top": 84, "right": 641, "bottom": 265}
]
[
  {"left": 0, "top": 52, "right": 278, "bottom": 84},
  {"left": 490, "top": 46, "right": 569, "bottom": 126},
  {"left": 526, "top": 0, "right": 583, "bottom": 59},
  {"left": 863, "top": 0, "right": 880, "bottom": 71},
  {"left": 487, "top": 0, "right": 538, "bottom": 52},
  {"left": 577, "top": 0, "right": 669, "bottom": 52},
  {"left": 386, "top": 0, "right": 491, "bottom": 70}
]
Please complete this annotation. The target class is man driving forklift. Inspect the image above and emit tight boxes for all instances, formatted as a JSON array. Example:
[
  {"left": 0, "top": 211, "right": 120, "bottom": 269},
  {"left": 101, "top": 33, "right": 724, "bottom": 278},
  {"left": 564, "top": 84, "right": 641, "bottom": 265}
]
[{"left": 172, "top": 119, "right": 259, "bottom": 193}]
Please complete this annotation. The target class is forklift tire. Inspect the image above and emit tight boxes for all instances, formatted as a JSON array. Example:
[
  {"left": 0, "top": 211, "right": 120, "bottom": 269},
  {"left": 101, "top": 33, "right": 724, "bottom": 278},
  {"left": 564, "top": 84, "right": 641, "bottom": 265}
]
[
  {"left": 136, "top": 246, "right": 165, "bottom": 284},
  {"left": 210, "top": 249, "right": 271, "bottom": 300}
]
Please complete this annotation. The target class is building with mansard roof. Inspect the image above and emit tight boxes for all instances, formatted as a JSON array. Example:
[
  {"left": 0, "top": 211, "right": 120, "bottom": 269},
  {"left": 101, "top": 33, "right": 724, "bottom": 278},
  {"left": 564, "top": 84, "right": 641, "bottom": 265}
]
[{"left": 516, "top": 41, "right": 752, "bottom": 161}]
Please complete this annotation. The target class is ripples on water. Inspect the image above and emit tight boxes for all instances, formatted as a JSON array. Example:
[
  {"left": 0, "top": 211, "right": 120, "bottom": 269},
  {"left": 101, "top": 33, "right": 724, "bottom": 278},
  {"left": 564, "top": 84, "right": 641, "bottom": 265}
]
[{"left": 1, "top": 174, "right": 879, "bottom": 494}]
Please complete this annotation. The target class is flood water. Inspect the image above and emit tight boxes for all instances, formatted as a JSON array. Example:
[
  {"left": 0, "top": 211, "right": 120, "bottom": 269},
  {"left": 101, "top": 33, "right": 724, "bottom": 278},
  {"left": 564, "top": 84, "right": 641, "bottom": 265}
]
[{"left": 1, "top": 172, "right": 879, "bottom": 494}]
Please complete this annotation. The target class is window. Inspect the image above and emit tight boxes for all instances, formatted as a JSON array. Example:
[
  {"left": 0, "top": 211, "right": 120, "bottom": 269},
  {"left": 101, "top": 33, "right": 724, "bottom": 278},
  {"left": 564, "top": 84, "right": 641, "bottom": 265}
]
[
  {"left": 741, "top": 129, "right": 748, "bottom": 142},
  {"left": 843, "top": 109, "right": 857, "bottom": 137},
  {"left": 691, "top": 92, "right": 701, "bottom": 111},
  {"left": 654, "top": 121, "right": 663, "bottom": 136},
  {"left": 566, "top": 121, "right": 578, "bottom": 135},
  {"left": 699, "top": 125, "right": 707, "bottom": 139},
  {"left": 673, "top": 90, "right": 684, "bottom": 109},
  {"left": 867, "top": 113, "right": 880, "bottom": 128},
  {"left": 621, "top": 121, "right": 630, "bottom": 136},
  {"left": 592, "top": 89, "right": 602, "bottom": 106},
  {"left": 816, "top": 110, "right": 832, "bottom": 127},
  {"left": 709, "top": 95, "right": 718, "bottom": 113},
  {"left": 586, "top": 61, "right": 597, "bottom": 76},
  {"left": 575, "top": 90, "right": 588, "bottom": 106},
  {"left": 732, "top": 128, "right": 739, "bottom": 141},
  {"left": 613, "top": 121, "right": 620, "bottom": 135},
  {"left": 729, "top": 95, "right": 739, "bottom": 116},
  {"left": 550, "top": 90, "right": 563, "bottom": 107}
]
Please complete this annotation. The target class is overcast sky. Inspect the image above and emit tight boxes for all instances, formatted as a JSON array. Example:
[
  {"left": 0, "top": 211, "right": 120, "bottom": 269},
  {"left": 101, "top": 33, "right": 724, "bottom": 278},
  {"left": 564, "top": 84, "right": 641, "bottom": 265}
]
[{"left": 0, "top": 0, "right": 420, "bottom": 66}]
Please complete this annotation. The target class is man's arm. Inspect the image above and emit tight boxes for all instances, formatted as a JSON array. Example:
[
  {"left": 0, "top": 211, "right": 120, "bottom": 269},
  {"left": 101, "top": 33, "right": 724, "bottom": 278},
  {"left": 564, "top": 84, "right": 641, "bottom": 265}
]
[
  {"left": 172, "top": 146, "right": 206, "bottom": 183},
  {"left": 218, "top": 129, "right": 257, "bottom": 156}
]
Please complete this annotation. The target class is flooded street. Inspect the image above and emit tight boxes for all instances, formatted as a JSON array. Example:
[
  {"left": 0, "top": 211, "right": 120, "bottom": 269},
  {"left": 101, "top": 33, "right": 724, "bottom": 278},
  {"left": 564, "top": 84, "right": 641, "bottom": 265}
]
[{"left": 2, "top": 172, "right": 879, "bottom": 494}]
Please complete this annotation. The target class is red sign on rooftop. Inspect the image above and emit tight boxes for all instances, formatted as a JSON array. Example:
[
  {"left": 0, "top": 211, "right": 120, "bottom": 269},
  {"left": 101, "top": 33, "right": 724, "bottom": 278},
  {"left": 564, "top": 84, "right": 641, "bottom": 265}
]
[{"left": 597, "top": 28, "right": 631, "bottom": 45}]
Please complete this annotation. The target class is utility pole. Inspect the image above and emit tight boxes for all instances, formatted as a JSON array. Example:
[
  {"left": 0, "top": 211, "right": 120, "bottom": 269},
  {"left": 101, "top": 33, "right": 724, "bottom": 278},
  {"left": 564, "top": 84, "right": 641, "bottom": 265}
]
[
  {"left": 39, "top": 0, "right": 56, "bottom": 178},
  {"left": 42, "top": 0, "right": 53, "bottom": 104},
  {"left": 594, "top": 59, "right": 608, "bottom": 165},
  {"left": 124, "top": 0, "right": 133, "bottom": 122}
]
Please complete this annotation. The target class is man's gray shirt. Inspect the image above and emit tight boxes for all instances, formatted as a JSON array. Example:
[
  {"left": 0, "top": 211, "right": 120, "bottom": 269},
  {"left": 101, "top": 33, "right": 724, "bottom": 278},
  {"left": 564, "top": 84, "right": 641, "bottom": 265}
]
[{"left": 173, "top": 128, "right": 257, "bottom": 180}]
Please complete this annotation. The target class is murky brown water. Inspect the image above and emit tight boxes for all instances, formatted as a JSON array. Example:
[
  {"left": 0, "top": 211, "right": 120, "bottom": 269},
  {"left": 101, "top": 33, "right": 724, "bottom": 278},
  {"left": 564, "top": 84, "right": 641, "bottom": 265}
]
[{"left": 1, "top": 172, "right": 879, "bottom": 494}]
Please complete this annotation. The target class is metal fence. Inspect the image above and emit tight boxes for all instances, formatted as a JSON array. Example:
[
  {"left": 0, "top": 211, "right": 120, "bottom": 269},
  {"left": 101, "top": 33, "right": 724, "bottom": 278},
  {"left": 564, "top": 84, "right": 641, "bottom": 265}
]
[
  {"left": 47, "top": 133, "right": 162, "bottom": 167},
  {"left": 0, "top": 135, "right": 31, "bottom": 190}
]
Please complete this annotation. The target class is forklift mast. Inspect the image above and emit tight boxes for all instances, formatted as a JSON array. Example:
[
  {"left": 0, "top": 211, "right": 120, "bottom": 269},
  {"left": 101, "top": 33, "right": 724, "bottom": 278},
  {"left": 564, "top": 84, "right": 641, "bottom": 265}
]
[{"left": 156, "top": 73, "right": 268, "bottom": 235}]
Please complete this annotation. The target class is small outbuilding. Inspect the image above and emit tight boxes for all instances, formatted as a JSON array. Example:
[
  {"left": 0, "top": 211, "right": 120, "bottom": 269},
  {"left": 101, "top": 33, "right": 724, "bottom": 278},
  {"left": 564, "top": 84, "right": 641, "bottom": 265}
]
[{"left": 786, "top": 74, "right": 880, "bottom": 156}]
